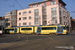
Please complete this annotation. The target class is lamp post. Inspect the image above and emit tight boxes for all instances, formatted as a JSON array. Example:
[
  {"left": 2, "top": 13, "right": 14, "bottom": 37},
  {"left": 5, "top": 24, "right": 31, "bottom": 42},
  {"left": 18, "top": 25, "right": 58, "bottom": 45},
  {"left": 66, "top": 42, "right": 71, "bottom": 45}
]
[{"left": 69, "top": 23, "right": 71, "bottom": 32}]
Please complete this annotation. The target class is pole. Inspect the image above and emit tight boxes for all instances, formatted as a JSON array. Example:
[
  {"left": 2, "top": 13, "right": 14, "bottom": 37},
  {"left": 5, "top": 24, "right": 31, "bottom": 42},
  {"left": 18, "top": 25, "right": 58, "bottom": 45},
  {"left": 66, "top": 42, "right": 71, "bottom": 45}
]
[
  {"left": 69, "top": 23, "right": 70, "bottom": 32},
  {"left": 19, "top": 25, "right": 20, "bottom": 34}
]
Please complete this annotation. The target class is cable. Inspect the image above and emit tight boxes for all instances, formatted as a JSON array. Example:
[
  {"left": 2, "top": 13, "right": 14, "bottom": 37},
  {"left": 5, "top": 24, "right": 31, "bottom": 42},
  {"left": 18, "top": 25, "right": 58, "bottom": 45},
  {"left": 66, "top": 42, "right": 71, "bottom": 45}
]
[{"left": 15, "top": 0, "right": 23, "bottom": 9}]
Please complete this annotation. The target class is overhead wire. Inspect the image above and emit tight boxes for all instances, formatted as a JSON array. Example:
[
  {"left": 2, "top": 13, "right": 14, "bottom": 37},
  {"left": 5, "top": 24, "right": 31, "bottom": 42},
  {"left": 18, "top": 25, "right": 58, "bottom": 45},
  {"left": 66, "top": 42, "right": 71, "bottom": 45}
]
[{"left": 15, "top": 0, "right": 24, "bottom": 9}]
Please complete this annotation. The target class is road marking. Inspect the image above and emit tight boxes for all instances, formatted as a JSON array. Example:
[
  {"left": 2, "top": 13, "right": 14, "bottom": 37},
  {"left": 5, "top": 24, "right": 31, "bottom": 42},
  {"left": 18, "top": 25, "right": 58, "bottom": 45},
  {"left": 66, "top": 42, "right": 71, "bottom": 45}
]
[
  {"left": 17, "top": 36, "right": 20, "bottom": 40},
  {"left": 48, "top": 37, "right": 53, "bottom": 41},
  {"left": 25, "top": 36, "right": 28, "bottom": 40},
  {"left": 45, "top": 37, "right": 54, "bottom": 50}
]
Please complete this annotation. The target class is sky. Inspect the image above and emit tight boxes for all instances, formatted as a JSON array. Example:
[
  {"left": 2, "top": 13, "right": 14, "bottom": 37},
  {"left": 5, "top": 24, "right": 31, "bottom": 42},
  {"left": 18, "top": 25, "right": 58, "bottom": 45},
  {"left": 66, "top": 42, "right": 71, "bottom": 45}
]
[{"left": 0, "top": 0, "right": 75, "bottom": 19}]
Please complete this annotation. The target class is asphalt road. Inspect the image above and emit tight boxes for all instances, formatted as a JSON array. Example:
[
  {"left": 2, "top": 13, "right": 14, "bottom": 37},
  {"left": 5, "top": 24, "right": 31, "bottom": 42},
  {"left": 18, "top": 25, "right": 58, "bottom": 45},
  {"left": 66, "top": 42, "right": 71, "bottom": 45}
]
[{"left": 0, "top": 33, "right": 75, "bottom": 50}]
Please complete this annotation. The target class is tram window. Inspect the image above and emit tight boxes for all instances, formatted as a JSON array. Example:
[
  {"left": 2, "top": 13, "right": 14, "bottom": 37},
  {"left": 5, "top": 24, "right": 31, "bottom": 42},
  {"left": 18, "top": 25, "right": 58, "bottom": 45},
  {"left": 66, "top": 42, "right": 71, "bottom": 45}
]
[
  {"left": 10, "top": 29, "right": 14, "bottom": 30},
  {"left": 37, "top": 28, "right": 41, "bottom": 32},
  {"left": 6, "top": 29, "right": 14, "bottom": 30},
  {"left": 26, "top": 28, "right": 32, "bottom": 30},
  {"left": 21, "top": 28, "right": 26, "bottom": 30},
  {"left": 42, "top": 27, "right": 56, "bottom": 30},
  {"left": 42, "top": 27, "right": 49, "bottom": 30},
  {"left": 21, "top": 28, "right": 32, "bottom": 30},
  {"left": 58, "top": 27, "right": 63, "bottom": 32},
  {"left": 63, "top": 27, "right": 66, "bottom": 30},
  {"left": 14, "top": 28, "right": 17, "bottom": 32},
  {"left": 49, "top": 27, "right": 56, "bottom": 30}
]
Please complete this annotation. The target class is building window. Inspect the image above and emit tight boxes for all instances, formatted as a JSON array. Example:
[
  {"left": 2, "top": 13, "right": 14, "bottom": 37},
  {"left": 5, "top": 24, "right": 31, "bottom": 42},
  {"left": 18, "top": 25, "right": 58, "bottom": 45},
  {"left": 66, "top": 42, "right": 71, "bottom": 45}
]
[
  {"left": 19, "top": 18, "right": 21, "bottom": 20},
  {"left": 42, "top": 9, "right": 46, "bottom": 13},
  {"left": 29, "top": 11, "right": 31, "bottom": 13},
  {"left": 19, "top": 12, "right": 21, "bottom": 15},
  {"left": 59, "top": 3, "right": 60, "bottom": 5},
  {"left": 55, "top": 20, "right": 57, "bottom": 23},
  {"left": 64, "top": 16, "right": 65, "bottom": 19},
  {"left": 23, "top": 17, "right": 27, "bottom": 20},
  {"left": 64, "top": 22, "right": 65, "bottom": 25},
  {"left": 52, "top": 14, "right": 57, "bottom": 17},
  {"left": 38, "top": 4, "right": 42, "bottom": 7},
  {"left": 63, "top": 11, "right": 65, "bottom": 14},
  {"left": 34, "top": 21, "right": 39, "bottom": 24},
  {"left": 23, "top": 11, "right": 27, "bottom": 14},
  {"left": 33, "top": 5, "right": 36, "bottom": 7},
  {"left": 43, "top": 21, "right": 47, "bottom": 25},
  {"left": 51, "top": 0, "right": 56, "bottom": 5},
  {"left": 59, "top": 8, "right": 61, "bottom": 17},
  {"left": 52, "top": 20, "right": 57, "bottom": 24},
  {"left": 44, "top": 3, "right": 46, "bottom": 6},
  {"left": 52, "top": 20, "right": 55, "bottom": 24},
  {"left": 35, "top": 15, "right": 39, "bottom": 18},
  {"left": 34, "top": 9, "right": 39, "bottom": 13},
  {"left": 19, "top": 23, "right": 21, "bottom": 26},
  {"left": 66, "top": 17, "right": 67, "bottom": 19},
  {"left": 51, "top": 7, "right": 57, "bottom": 12},
  {"left": 59, "top": 8, "right": 61, "bottom": 11},
  {"left": 29, "top": 16, "right": 31, "bottom": 19},
  {"left": 23, "top": 23, "right": 27, "bottom": 25},
  {"left": 51, "top": 7, "right": 57, "bottom": 18},
  {"left": 6, "top": 18, "right": 10, "bottom": 21},
  {"left": 43, "top": 15, "right": 47, "bottom": 19},
  {"left": 6, "top": 23, "right": 10, "bottom": 26}
]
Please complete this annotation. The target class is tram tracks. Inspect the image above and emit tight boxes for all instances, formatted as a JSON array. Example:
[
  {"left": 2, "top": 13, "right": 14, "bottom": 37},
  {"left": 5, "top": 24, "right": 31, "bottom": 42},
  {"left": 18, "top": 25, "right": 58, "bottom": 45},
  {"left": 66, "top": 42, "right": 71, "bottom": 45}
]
[
  {"left": 29, "top": 36, "right": 54, "bottom": 50},
  {"left": 1, "top": 34, "right": 75, "bottom": 50},
  {"left": 1, "top": 34, "right": 28, "bottom": 50}
]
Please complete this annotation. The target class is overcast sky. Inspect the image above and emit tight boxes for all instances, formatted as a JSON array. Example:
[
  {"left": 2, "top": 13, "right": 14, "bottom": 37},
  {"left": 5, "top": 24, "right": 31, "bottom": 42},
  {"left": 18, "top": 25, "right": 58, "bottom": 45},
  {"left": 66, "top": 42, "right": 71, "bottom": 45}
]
[{"left": 0, "top": 0, "right": 75, "bottom": 18}]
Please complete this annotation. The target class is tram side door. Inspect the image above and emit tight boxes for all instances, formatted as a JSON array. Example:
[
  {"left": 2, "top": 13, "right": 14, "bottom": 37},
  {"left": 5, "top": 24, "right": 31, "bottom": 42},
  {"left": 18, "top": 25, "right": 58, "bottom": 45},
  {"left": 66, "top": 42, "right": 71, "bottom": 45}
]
[
  {"left": 36, "top": 27, "right": 42, "bottom": 34},
  {"left": 14, "top": 27, "right": 17, "bottom": 33},
  {"left": 57, "top": 26, "right": 63, "bottom": 34}
]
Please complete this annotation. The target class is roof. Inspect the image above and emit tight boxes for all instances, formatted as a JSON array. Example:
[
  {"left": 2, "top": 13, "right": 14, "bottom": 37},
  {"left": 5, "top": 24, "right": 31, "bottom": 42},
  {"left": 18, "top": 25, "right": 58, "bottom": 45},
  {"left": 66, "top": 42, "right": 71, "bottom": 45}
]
[
  {"left": 72, "top": 19, "right": 75, "bottom": 21},
  {"left": 29, "top": 0, "right": 66, "bottom": 6},
  {"left": 28, "top": 0, "right": 51, "bottom": 6},
  {"left": 59, "top": 0, "right": 66, "bottom": 6}
]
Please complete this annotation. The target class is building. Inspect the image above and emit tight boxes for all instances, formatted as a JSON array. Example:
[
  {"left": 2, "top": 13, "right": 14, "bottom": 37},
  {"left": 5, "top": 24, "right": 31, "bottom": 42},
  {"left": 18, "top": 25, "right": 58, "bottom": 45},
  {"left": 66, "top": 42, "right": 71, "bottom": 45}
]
[
  {"left": 0, "top": 17, "right": 5, "bottom": 27},
  {"left": 70, "top": 17, "right": 75, "bottom": 31},
  {"left": 17, "top": 0, "right": 71, "bottom": 28},
  {"left": 5, "top": 12, "right": 11, "bottom": 27},
  {"left": 5, "top": 10, "right": 17, "bottom": 27},
  {"left": 11, "top": 10, "right": 17, "bottom": 27}
]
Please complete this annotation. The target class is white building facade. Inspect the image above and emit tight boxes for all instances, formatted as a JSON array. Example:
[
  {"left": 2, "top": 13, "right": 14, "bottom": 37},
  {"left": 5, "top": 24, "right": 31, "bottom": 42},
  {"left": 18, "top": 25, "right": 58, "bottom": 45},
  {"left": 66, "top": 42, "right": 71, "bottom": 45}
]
[{"left": 17, "top": 0, "right": 71, "bottom": 28}]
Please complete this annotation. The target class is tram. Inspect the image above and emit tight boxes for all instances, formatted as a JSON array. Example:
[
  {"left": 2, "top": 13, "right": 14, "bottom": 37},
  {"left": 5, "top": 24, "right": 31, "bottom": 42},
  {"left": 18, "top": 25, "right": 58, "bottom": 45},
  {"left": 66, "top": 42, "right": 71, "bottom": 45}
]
[{"left": 5, "top": 25, "right": 67, "bottom": 35}]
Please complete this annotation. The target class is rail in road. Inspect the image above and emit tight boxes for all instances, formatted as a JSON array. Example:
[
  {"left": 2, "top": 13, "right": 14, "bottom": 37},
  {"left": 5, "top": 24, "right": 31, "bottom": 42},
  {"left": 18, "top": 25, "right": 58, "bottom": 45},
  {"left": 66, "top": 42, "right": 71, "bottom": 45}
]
[
  {"left": 0, "top": 34, "right": 75, "bottom": 50},
  {"left": 0, "top": 34, "right": 29, "bottom": 50}
]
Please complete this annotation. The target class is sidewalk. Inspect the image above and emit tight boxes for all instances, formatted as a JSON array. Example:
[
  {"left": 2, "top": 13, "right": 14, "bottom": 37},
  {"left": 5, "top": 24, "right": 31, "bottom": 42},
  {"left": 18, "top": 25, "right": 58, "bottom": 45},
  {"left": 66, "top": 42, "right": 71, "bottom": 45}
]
[
  {"left": 68, "top": 31, "right": 75, "bottom": 34},
  {"left": 0, "top": 35, "right": 6, "bottom": 38}
]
